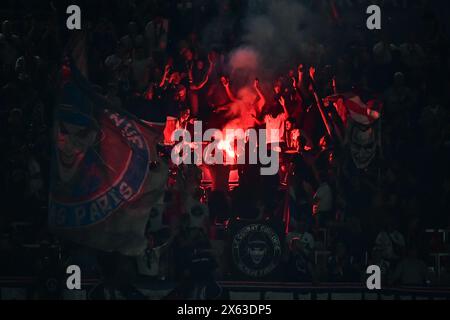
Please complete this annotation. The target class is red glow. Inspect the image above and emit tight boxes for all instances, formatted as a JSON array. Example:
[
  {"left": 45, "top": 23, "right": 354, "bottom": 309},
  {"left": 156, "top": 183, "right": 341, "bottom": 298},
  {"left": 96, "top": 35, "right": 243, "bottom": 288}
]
[{"left": 217, "top": 137, "right": 236, "bottom": 158}]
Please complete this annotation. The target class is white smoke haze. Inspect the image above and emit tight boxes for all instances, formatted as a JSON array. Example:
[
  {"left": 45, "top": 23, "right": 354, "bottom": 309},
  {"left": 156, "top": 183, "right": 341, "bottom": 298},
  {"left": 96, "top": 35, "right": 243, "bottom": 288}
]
[
  {"left": 228, "top": 46, "right": 261, "bottom": 87},
  {"left": 229, "top": 46, "right": 260, "bottom": 72},
  {"left": 223, "top": 88, "right": 258, "bottom": 131},
  {"left": 203, "top": 47, "right": 258, "bottom": 131},
  {"left": 206, "top": 0, "right": 326, "bottom": 131},
  {"left": 241, "top": 0, "right": 324, "bottom": 75}
]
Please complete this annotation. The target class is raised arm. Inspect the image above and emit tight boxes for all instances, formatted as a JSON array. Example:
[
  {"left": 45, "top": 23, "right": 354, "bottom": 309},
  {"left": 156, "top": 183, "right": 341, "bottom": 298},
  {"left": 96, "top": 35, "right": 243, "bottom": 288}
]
[
  {"left": 332, "top": 76, "right": 337, "bottom": 94},
  {"left": 251, "top": 112, "right": 265, "bottom": 126},
  {"left": 278, "top": 96, "right": 288, "bottom": 117},
  {"left": 297, "top": 64, "right": 305, "bottom": 90},
  {"left": 221, "top": 76, "right": 237, "bottom": 102},
  {"left": 190, "top": 53, "right": 215, "bottom": 91},
  {"left": 253, "top": 78, "right": 266, "bottom": 111},
  {"left": 159, "top": 63, "right": 171, "bottom": 88},
  {"left": 309, "top": 66, "right": 316, "bottom": 84}
]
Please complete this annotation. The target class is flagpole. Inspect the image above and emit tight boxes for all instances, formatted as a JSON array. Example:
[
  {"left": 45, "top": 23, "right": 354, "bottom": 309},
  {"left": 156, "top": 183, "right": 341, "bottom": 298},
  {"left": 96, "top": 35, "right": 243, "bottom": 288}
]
[{"left": 310, "top": 77, "right": 333, "bottom": 138}]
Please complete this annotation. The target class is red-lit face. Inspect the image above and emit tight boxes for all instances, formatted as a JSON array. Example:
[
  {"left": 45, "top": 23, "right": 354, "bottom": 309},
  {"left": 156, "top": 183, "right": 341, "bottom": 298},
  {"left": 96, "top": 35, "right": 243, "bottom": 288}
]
[
  {"left": 177, "top": 87, "right": 187, "bottom": 99},
  {"left": 170, "top": 72, "right": 181, "bottom": 85},
  {"left": 319, "top": 136, "right": 328, "bottom": 149},
  {"left": 274, "top": 85, "right": 281, "bottom": 94},
  {"left": 196, "top": 60, "right": 204, "bottom": 70},
  {"left": 180, "top": 108, "right": 190, "bottom": 120},
  {"left": 145, "top": 86, "right": 154, "bottom": 100},
  {"left": 285, "top": 120, "right": 293, "bottom": 131},
  {"left": 328, "top": 152, "right": 334, "bottom": 165},
  {"left": 184, "top": 49, "right": 193, "bottom": 61}
]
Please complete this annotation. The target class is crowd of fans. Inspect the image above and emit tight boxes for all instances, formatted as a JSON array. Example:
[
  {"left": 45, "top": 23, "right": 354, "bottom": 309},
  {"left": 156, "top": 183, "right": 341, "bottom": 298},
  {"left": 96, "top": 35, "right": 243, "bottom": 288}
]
[{"left": 1, "top": 0, "right": 450, "bottom": 297}]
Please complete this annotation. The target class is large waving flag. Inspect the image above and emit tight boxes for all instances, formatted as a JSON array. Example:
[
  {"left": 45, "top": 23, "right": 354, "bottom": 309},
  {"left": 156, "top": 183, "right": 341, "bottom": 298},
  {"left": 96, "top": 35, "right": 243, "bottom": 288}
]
[
  {"left": 344, "top": 94, "right": 381, "bottom": 126},
  {"left": 331, "top": 92, "right": 382, "bottom": 126},
  {"left": 48, "top": 58, "right": 167, "bottom": 256}
]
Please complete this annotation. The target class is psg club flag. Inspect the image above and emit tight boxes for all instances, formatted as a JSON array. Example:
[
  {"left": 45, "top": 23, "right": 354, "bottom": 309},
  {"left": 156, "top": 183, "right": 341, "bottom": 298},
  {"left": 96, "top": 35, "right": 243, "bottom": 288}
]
[{"left": 48, "top": 58, "right": 167, "bottom": 256}]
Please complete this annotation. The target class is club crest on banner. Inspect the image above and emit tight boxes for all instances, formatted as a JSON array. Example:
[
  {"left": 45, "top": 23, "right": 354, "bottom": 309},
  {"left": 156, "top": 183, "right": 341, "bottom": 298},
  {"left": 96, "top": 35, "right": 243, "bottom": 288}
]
[
  {"left": 49, "top": 85, "right": 150, "bottom": 228},
  {"left": 232, "top": 224, "right": 282, "bottom": 278}
]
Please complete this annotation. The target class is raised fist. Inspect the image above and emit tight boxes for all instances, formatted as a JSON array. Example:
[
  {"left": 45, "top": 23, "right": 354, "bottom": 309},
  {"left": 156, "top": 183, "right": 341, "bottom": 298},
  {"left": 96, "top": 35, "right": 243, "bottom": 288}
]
[
  {"left": 309, "top": 66, "right": 316, "bottom": 79},
  {"left": 220, "top": 76, "right": 229, "bottom": 87},
  {"left": 253, "top": 78, "right": 260, "bottom": 89}
]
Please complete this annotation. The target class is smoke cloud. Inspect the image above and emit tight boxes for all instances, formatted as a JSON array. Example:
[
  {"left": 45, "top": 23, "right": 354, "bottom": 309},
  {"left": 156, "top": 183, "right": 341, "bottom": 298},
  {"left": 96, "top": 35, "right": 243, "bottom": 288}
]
[
  {"left": 206, "top": 0, "right": 326, "bottom": 130},
  {"left": 241, "top": 0, "right": 325, "bottom": 76}
]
